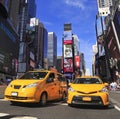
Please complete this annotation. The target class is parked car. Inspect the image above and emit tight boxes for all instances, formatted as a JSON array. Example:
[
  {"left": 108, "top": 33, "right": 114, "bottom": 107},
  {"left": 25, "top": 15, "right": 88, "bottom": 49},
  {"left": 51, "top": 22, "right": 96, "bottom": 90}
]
[
  {"left": 67, "top": 75, "right": 109, "bottom": 107},
  {"left": 4, "top": 69, "right": 68, "bottom": 106}
]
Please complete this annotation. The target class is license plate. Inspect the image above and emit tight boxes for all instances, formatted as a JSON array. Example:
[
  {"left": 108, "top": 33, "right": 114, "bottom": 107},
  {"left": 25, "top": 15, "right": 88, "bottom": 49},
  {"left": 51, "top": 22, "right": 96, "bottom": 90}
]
[
  {"left": 82, "top": 97, "right": 91, "bottom": 101},
  {"left": 11, "top": 92, "right": 18, "bottom": 96}
]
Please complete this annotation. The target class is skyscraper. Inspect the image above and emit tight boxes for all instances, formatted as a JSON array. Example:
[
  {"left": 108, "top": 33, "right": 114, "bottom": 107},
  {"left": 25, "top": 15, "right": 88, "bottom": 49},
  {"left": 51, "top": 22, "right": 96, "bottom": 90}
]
[
  {"left": 48, "top": 32, "right": 57, "bottom": 68},
  {"left": 97, "top": 0, "right": 113, "bottom": 16},
  {"left": 18, "top": 0, "right": 36, "bottom": 73},
  {"left": 0, "top": 1, "right": 19, "bottom": 78}
]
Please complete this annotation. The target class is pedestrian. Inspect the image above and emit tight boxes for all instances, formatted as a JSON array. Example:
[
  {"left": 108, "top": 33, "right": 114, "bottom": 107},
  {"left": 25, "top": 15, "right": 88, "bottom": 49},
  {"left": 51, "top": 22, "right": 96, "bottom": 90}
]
[{"left": 110, "top": 81, "right": 117, "bottom": 91}]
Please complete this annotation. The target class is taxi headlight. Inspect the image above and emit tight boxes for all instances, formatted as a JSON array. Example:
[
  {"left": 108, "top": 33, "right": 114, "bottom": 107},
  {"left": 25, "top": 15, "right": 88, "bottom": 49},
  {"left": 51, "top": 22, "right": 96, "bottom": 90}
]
[
  {"left": 100, "top": 87, "right": 108, "bottom": 92},
  {"left": 68, "top": 87, "right": 75, "bottom": 92},
  {"left": 24, "top": 82, "right": 38, "bottom": 88}
]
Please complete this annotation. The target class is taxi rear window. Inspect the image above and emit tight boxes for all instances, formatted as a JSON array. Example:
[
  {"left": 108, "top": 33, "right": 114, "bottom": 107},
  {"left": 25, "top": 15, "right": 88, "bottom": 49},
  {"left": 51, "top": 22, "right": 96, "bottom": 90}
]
[{"left": 20, "top": 72, "right": 48, "bottom": 80}]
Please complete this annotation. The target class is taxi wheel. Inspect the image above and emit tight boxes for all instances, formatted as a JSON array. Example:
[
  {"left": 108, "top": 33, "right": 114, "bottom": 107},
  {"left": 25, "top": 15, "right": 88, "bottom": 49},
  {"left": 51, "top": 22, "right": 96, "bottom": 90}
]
[
  {"left": 62, "top": 92, "right": 67, "bottom": 101},
  {"left": 10, "top": 101, "right": 19, "bottom": 105},
  {"left": 40, "top": 93, "right": 47, "bottom": 106}
]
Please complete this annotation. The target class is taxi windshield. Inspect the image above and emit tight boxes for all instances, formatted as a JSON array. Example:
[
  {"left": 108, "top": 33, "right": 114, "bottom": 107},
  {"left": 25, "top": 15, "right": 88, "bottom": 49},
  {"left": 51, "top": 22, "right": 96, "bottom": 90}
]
[
  {"left": 73, "top": 78, "right": 102, "bottom": 84},
  {"left": 20, "top": 72, "right": 48, "bottom": 80}
]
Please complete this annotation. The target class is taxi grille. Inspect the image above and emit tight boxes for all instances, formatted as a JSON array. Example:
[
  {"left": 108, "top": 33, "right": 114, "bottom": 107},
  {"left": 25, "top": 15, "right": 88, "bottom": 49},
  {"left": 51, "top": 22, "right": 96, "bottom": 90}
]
[
  {"left": 5, "top": 95, "right": 27, "bottom": 100},
  {"left": 72, "top": 96, "right": 103, "bottom": 105}
]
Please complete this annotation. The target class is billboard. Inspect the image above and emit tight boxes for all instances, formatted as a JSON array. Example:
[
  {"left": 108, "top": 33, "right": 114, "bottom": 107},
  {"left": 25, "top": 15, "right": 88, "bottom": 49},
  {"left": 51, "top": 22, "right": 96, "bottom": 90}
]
[
  {"left": 75, "top": 56, "right": 80, "bottom": 68},
  {"left": 63, "top": 58, "right": 73, "bottom": 73},
  {"left": 64, "top": 44, "right": 72, "bottom": 58},
  {"left": 63, "top": 25, "right": 74, "bottom": 73},
  {"left": 63, "top": 31, "right": 72, "bottom": 44}
]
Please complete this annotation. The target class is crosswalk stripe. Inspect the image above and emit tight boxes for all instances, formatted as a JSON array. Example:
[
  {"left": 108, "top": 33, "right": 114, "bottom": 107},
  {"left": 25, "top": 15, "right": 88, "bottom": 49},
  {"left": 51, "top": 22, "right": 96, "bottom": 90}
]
[
  {"left": 0, "top": 113, "right": 9, "bottom": 117},
  {"left": 114, "top": 105, "right": 120, "bottom": 112},
  {"left": 0, "top": 99, "right": 7, "bottom": 101},
  {"left": 0, "top": 113, "right": 38, "bottom": 119},
  {"left": 10, "top": 116, "right": 38, "bottom": 119}
]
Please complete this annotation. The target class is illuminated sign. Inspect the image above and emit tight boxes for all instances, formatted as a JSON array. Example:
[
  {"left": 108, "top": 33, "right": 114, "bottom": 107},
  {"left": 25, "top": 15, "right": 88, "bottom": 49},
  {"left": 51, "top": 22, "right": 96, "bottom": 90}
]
[
  {"left": 64, "top": 44, "right": 72, "bottom": 58},
  {"left": 63, "top": 58, "right": 73, "bottom": 73},
  {"left": 75, "top": 56, "right": 80, "bottom": 68},
  {"left": 63, "top": 31, "right": 72, "bottom": 44}
]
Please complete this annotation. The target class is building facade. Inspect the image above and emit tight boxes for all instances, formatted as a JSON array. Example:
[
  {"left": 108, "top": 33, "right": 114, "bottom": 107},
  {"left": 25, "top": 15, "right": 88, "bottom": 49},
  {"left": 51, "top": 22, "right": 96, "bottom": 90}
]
[
  {"left": 18, "top": 0, "right": 36, "bottom": 74},
  {"left": 0, "top": 1, "right": 19, "bottom": 81},
  {"left": 48, "top": 32, "right": 57, "bottom": 68}
]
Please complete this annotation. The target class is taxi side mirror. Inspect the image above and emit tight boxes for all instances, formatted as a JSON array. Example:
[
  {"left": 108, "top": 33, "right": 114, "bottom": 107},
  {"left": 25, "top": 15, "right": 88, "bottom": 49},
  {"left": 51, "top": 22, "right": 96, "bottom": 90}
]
[{"left": 104, "top": 83, "right": 108, "bottom": 87}]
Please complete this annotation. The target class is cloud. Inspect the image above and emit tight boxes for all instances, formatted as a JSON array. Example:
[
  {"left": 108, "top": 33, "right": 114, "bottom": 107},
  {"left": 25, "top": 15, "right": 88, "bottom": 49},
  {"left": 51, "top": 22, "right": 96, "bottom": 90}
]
[{"left": 64, "top": 0, "right": 85, "bottom": 10}]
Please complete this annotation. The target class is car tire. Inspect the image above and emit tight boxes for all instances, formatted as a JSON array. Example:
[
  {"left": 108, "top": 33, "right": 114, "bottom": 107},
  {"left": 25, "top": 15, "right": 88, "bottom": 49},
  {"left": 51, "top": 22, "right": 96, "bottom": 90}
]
[
  {"left": 62, "top": 92, "right": 67, "bottom": 102},
  {"left": 68, "top": 103, "right": 73, "bottom": 107},
  {"left": 40, "top": 93, "right": 47, "bottom": 106},
  {"left": 10, "top": 101, "right": 18, "bottom": 105}
]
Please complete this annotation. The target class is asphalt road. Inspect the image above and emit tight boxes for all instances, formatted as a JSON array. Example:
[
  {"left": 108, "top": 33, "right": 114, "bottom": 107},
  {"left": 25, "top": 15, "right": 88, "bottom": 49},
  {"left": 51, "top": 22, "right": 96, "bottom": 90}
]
[{"left": 0, "top": 100, "right": 120, "bottom": 119}]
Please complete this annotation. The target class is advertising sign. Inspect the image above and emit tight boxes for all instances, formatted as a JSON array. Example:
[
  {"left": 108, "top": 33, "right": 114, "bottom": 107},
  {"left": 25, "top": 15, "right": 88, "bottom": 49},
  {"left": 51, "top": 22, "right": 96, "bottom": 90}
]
[
  {"left": 63, "top": 31, "right": 72, "bottom": 44},
  {"left": 63, "top": 58, "right": 73, "bottom": 73},
  {"left": 64, "top": 44, "right": 72, "bottom": 58},
  {"left": 75, "top": 56, "right": 80, "bottom": 68}
]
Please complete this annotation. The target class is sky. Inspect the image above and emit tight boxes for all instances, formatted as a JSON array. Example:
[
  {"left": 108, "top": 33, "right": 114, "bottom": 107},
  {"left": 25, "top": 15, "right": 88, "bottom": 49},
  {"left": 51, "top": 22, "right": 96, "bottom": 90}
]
[{"left": 35, "top": 0, "right": 98, "bottom": 74}]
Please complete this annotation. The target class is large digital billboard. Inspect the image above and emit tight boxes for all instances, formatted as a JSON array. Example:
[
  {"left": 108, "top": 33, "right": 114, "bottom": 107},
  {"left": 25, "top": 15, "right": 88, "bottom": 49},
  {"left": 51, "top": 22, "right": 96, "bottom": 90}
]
[
  {"left": 63, "top": 58, "right": 73, "bottom": 73},
  {"left": 63, "top": 26, "right": 73, "bottom": 73},
  {"left": 63, "top": 31, "right": 72, "bottom": 44},
  {"left": 64, "top": 44, "right": 72, "bottom": 58},
  {"left": 75, "top": 56, "right": 80, "bottom": 68}
]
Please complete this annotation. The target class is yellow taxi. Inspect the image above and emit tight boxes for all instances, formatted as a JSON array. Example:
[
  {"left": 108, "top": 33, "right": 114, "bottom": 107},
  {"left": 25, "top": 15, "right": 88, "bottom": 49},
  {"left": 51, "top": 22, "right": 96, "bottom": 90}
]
[
  {"left": 67, "top": 75, "right": 109, "bottom": 107},
  {"left": 4, "top": 69, "right": 68, "bottom": 106}
]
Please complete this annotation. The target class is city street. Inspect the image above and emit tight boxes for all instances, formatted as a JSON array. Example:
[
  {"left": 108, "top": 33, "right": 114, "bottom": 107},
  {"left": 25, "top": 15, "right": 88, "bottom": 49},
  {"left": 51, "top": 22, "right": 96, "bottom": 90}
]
[{"left": 0, "top": 99, "right": 120, "bottom": 119}]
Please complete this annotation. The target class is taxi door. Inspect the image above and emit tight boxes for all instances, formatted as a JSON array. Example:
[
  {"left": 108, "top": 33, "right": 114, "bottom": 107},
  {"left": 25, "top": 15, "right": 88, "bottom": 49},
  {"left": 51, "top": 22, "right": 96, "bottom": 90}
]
[{"left": 46, "top": 73, "right": 60, "bottom": 100}]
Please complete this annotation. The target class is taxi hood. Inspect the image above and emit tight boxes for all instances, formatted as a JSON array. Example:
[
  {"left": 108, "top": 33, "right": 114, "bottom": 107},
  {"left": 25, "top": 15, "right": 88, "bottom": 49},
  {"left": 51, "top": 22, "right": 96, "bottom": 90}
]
[
  {"left": 70, "top": 84, "right": 105, "bottom": 93},
  {"left": 10, "top": 79, "right": 44, "bottom": 86}
]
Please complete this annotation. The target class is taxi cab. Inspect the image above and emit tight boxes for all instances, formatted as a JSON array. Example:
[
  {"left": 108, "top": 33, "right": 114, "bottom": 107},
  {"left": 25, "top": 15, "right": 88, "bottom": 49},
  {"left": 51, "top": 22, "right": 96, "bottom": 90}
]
[
  {"left": 4, "top": 69, "right": 68, "bottom": 106},
  {"left": 67, "top": 75, "right": 109, "bottom": 107}
]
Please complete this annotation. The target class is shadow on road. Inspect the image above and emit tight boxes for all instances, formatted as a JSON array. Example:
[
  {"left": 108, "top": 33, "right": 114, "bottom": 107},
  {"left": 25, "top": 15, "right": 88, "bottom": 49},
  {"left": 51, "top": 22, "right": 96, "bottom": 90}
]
[{"left": 68, "top": 103, "right": 114, "bottom": 110}]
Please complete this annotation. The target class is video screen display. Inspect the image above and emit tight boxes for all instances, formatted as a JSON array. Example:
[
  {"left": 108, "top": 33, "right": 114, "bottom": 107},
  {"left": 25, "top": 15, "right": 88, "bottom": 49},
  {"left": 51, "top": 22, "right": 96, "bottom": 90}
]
[
  {"left": 63, "top": 58, "right": 73, "bottom": 73},
  {"left": 64, "top": 44, "right": 73, "bottom": 58}
]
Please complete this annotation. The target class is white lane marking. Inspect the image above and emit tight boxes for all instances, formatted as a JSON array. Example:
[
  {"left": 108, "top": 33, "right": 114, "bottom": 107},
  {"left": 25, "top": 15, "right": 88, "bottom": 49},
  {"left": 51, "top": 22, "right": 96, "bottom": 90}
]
[
  {"left": 0, "top": 113, "right": 38, "bottom": 119},
  {"left": 0, "top": 99, "right": 7, "bottom": 101},
  {"left": 10, "top": 116, "right": 38, "bottom": 119},
  {"left": 114, "top": 105, "right": 120, "bottom": 112},
  {"left": 0, "top": 113, "right": 9, "bottom": 117},
  {"left": 61, "top": 103, "right": 68, "bottom": 106}
]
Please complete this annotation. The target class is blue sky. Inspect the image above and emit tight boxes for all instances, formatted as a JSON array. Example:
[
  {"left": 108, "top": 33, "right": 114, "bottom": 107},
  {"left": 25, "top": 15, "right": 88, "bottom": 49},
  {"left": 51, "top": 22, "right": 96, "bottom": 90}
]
[{"left": 35, "top": 0, "right": 98, "bottom": 74}]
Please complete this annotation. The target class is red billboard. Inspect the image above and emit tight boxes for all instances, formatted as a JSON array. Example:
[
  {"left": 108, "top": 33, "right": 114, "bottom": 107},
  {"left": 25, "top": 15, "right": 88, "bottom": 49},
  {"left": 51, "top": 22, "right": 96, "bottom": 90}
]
[
  {"left": 75, "top": 56, "right": 80, "bottom": 68},
  {"left": 63, "top": 58, "right": 73, "bottom": 72}
]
